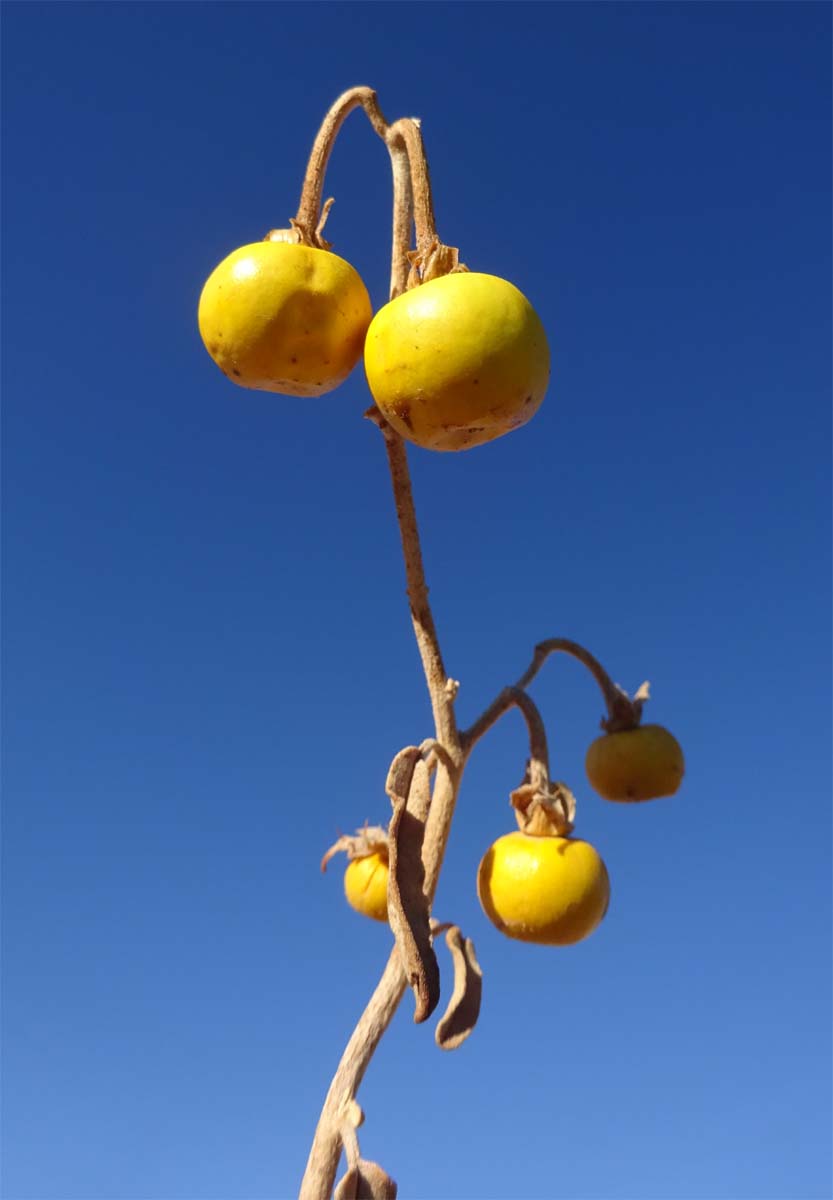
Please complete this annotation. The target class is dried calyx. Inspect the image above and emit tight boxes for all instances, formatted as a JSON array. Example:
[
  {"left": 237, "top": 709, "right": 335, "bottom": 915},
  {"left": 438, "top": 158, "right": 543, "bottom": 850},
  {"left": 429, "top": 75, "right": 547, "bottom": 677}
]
[
  {"left": 320, "top": 825, "right": 389, "bottom": 872},
  {"left": 601, "top": 679, "right": 651, "bottom": 734},
  {"left": 510, "top": 776, "right": 577, "bottom": 838}
]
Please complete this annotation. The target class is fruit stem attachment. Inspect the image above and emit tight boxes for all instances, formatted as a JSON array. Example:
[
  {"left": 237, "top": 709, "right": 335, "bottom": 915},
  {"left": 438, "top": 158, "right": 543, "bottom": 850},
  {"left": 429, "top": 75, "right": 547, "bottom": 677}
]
[{"left": 463, "top": 637, "right": 649, "bottom": 749}]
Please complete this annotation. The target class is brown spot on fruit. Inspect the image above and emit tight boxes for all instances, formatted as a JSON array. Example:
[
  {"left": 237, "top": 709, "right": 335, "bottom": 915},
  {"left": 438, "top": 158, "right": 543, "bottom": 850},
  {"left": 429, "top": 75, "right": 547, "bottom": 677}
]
[
  {"left": 396, "top": 406, "right": 414, "bottom": 432},
  {"left": 290, "top": 356, "right": 298, "bottom": 364},
  {"left": 232, "top": 368, "right": 241, "bottom": 377}
]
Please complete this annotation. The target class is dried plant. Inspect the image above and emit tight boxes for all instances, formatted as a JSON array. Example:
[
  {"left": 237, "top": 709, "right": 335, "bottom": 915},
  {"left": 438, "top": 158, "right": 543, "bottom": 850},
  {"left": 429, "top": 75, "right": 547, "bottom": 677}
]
[{"left": 197, "top": 86, "right": 685, "bottom": 1199}]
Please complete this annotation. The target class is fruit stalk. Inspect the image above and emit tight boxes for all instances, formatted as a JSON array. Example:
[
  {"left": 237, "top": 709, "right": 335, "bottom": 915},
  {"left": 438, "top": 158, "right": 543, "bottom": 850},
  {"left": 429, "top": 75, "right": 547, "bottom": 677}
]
[{"left": 463, "top": 637, "right": 646, "bottom": 750}]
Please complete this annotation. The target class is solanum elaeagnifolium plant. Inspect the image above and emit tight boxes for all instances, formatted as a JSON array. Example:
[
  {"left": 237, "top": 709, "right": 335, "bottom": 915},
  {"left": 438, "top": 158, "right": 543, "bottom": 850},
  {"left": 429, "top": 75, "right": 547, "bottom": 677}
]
[{"left": 196, "top": 87, "right": 685, "bottom": 1200}]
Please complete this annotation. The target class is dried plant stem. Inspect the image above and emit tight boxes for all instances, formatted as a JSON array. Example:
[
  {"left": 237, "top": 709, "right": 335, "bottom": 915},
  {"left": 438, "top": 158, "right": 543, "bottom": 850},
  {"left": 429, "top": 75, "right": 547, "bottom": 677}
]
[
  {"left": 293, "top": 87, "right": 439, "bottom": 262},
  {"left": 298, "top": 88, "right": 462, "bottom": 1200},
  {"left": 463, "top": 637, "right": 645, "bottom": 750},
  {"left": 299, "top": 949, "right": 407, "bottom": 1199},
  {"left": 299, "top": 439, "right": 464, "bottom": 1198},
  {"left": 502, "top": 687, "right": 551, "bottom": 792}
]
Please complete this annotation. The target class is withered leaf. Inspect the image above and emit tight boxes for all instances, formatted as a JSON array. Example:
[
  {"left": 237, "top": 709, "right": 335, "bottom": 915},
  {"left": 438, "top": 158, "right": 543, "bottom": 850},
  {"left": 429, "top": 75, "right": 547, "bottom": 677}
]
[
  {"left": 386, "top": 754, "right": 439, "bottom": 1023},
  {"left": 435, "top": 925, "right": 483, "bottom": 1051},
  {"left": 335, "top": 1160, "right": 398, "bottom": 1200}
]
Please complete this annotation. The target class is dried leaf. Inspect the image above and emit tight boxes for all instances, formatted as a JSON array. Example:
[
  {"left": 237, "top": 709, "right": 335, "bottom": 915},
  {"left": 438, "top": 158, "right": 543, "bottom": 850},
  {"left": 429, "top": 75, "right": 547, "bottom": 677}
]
[
  {"left": 435, "top": 926, "right": 483, "bottom": 1051},
  {"left": 335, "top": 1160, "right": 398, "bottom": 1200},
  {"left": 386, "top": 752, "right": 439, "bottom": 1023}
]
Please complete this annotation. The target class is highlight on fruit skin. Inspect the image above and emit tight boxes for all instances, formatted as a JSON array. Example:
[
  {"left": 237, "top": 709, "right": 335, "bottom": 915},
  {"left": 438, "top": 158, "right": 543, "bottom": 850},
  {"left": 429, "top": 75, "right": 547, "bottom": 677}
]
[
  {"left": 477, "top": 831, "right": 610, "bottom": 946},
  {"left": 198, "top": 240, "right": 372, "bottom": 397},
  {"left": 585, "top": 723, "right": 685, "bottom": 803},
  {"left": 321, "top": 826, "right": 390, "bottom": 924},
  {"left": 364, "top": 271, "right": 550, "bottom": 451}
]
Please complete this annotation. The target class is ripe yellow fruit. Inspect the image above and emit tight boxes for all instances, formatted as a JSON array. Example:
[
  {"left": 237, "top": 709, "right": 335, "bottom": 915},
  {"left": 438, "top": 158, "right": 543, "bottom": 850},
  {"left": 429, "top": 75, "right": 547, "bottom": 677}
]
[
  {"left": 585, "top": 724, "right": 685, "bottom": 803},
  {"left": 343, "top": 850, "right": 390, "bottom": 923},
  {"left": 198, "top": 241, "right": 372, "bottom": 396},
  {"left": 477, "top": 832, "right": 609, "bottom": 946},
  {"left": 364, "top": 272, "right": 550, "bottom": 451}
]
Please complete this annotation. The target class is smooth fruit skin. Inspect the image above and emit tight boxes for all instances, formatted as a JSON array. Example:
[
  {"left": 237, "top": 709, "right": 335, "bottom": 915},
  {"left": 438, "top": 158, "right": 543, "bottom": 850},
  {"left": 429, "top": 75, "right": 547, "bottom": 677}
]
[
  {"left": 585, "top": 724, "right": 685, "bottom": 803},
  {"left": 477, "top": 833, "right": 610, "bottom": 946},
  {"left": 364, "top": 272, "right": 550, "bottom": 451},
  {"left": 344, "top": 852, "right": 389, "bottom": 923},
  {"left": 198, "top": 242, "right": 372, "bottom": 396}
]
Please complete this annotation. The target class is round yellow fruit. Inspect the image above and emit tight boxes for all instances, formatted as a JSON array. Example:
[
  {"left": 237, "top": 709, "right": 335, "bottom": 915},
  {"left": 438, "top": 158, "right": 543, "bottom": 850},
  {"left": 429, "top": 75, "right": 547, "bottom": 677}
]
[
  {"left": 477, "top": 832, "right": 609, "bottom": 946},
  {"left": 198, "top": 241, "right": 372, "bottom": 396},
  {"left": 364, "top": 272, "right": 550, "bottom": 451},
  {"left": 344, "top": 850, "right": 390, "bottom": 923},
  {"left": 585, "top": 724, "right": 685, "bottom": 802}
]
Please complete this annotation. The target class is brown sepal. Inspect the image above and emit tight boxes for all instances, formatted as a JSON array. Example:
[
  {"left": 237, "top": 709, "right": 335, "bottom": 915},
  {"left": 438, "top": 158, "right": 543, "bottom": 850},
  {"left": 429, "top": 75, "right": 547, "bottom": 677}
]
[
  {"left": 406, "top": 239, "right": 467, "bottom": 288},
  {"left": 386, "top": 751, "right": 440, "bottom": 1024},
  {"left": 511, "top": 780, "right": 577, "bottom": 837},
  {"left": 601, "top": 680, "right": 651, "bottom": 733},
  {"left": 435, "top": 926, "right": 483, "bottom": 1051},
  {"left": 320, "top": 826, "right": 389, "bottom": 873}
]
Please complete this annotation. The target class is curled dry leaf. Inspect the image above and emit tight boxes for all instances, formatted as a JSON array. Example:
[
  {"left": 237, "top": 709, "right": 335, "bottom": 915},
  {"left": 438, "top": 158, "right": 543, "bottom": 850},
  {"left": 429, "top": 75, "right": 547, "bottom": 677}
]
[
  {"left": 334, "top": 1160, "right": 398, "bottom": 1200},
  {"left": 386, "top": 751, "right": 440, "bottom": 1023},
  {"left": 435, "top": 925, "right": 483, "bottom": 1051}
]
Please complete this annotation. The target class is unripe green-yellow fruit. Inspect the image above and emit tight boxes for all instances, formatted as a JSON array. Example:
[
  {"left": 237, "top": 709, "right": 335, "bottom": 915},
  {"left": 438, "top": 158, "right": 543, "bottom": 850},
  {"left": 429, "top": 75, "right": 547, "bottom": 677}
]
[{"left": 364, "top": 272, "right": 550, "bottom": 451}]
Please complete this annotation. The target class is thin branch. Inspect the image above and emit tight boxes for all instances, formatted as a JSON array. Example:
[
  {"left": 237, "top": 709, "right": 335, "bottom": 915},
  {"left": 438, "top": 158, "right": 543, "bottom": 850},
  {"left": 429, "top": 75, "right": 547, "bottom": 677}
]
[
  {"left": 386, "top": 118, "right": 438, "bottom": 259},
  {"left": 294, "top": 87, "right": 390, "bottom": 243},
  {"left": 463, "top": 637, "right": 645, "bottom": 751}
]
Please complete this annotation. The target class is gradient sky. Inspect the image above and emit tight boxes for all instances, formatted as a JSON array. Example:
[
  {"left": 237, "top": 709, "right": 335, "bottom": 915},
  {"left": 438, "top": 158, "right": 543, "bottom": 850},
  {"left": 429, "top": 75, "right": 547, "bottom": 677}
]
[{"left": 3, "top": 4, "right": 831, "bottom": 1199}]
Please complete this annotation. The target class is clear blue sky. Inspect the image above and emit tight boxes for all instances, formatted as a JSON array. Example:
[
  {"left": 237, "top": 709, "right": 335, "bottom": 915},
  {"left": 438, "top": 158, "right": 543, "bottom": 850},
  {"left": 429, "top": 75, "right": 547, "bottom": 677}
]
[{"left": 3, "top": 4, "right": 830, "bottom": 1198}]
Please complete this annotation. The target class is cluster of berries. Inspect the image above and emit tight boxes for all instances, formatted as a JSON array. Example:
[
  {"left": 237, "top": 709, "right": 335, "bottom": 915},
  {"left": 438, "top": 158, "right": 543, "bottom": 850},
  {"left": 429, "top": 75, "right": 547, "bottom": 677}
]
[
  {"left": 327, "top": 724, "right": 684, "bottom": 947},
  {"left": 198, "top": 238, "right": 550, "bottom": 453}
]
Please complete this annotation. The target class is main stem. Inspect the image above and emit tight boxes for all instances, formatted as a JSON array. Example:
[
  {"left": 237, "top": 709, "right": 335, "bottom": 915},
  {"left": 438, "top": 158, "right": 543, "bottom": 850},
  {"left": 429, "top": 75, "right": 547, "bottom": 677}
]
[
  {"left": 299, "top": 96, "right": 462, "bottom": 1200},
  {"left": 298, "top": 431, "right": 464, "bottom": 1199}
]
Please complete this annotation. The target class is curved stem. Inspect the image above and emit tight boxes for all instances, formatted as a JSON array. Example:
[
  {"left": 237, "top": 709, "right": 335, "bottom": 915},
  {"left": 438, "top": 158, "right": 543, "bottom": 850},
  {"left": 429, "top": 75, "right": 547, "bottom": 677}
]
[
  {"left": 385, "top": 130, "right": 413, "bottom": 300},
  {"left": 387, "top": 117, "right": 438, "bottom": 259},
  {"left": 463, "top": 637, "right": 644, "bottom": 751},
  {"left": 294, "top": 86, "right": 390, "bottom": 242},
  {"left": 503, "top": 687, "right": 550, "bottom": 792}
]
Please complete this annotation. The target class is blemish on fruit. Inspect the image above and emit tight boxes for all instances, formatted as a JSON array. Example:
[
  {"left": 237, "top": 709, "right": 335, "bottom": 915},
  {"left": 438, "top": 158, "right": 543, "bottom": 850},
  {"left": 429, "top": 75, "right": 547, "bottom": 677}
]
[{"left": 397, "top": 406, "right": 414, "bottom": 431}]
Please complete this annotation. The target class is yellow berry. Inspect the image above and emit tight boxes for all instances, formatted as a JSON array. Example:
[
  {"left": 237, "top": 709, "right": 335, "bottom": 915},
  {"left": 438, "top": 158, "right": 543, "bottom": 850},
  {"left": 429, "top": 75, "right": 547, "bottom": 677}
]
[
  {"left": 477, "top": 832, "right": 609, "bottom": 946},
  {"left": 198, "top": 241, "right": 372, "bottom": 396},
  {"left": 364, "top": 272, "right": 550, "bottom": 451},
  {"left": 585, "top": 724, "right": 685, "bottom": 803},
  {"left": 343, "top": 851, "right": 390, "bottom": 923}
]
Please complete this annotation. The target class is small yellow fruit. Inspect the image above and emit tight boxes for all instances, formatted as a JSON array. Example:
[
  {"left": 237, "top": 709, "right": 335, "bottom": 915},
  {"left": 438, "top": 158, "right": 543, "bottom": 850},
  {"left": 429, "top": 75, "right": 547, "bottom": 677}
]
[
  {"left": 477, "top": 832, "right": 609, "bottom": 946},
  {"left": 343, "top": 850, "right": 390, "bottom": 923},
  {"left": 198, "top": 241, "right": 372, "bottom": 396},
  {"left": 364, "top": 272, "right": 550, "bottom": 451},
  {"left": 585, "top": 724, "right": 685, "bottom": 803}
]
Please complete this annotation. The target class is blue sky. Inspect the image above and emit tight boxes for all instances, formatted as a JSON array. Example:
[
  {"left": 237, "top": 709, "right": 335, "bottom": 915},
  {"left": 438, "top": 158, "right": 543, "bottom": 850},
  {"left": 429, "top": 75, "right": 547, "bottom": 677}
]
[{"left": 2, "top": 3, "right": 830, "bottom": 1198}]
